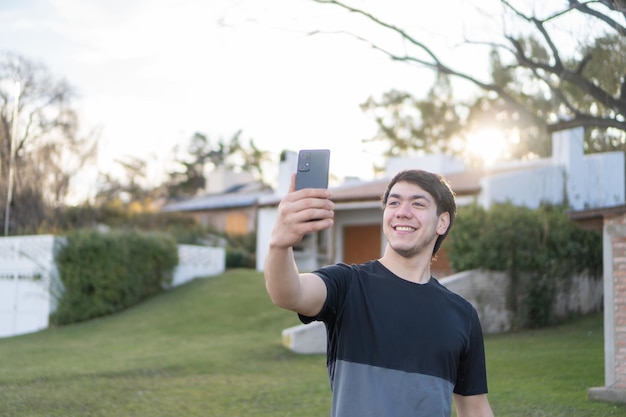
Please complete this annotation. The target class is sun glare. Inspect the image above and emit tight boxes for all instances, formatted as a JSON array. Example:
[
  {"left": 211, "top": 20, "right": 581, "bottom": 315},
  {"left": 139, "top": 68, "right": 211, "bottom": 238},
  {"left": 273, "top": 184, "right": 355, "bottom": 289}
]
[{"left": 466, "top": 128, "right": 517, "bottom": 167}]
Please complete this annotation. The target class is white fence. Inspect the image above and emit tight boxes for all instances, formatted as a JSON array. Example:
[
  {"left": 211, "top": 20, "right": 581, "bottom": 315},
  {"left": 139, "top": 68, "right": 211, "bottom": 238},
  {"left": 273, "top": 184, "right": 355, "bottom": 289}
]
[
  {"left": 0, "top": 235, "right": 64, "bottom": 338},
  {"left": 172, "top": 244, "right": 225, "bottom": 287},
  {"left": 0, "top": 235, "right": 225, "bottom": 339}
]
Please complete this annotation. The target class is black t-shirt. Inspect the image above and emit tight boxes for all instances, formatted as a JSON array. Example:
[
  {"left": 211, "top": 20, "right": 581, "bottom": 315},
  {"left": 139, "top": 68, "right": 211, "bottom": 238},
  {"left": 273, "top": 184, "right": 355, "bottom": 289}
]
[{"left": 300, "top": 261, "right": 489, "bottom": 417}]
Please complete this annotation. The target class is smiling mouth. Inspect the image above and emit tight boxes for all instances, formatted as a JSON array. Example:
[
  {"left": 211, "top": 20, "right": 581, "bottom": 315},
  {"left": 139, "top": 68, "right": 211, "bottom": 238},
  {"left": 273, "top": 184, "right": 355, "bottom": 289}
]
[{"left": 394, "top": 226, "right": 415, "bottom": 232}]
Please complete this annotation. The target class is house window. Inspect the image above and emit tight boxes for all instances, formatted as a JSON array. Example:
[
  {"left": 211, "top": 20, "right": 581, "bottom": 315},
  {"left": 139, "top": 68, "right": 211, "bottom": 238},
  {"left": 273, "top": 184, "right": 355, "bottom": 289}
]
[{"left": 226, "top": 212, "right": 248, "bottom": 235}]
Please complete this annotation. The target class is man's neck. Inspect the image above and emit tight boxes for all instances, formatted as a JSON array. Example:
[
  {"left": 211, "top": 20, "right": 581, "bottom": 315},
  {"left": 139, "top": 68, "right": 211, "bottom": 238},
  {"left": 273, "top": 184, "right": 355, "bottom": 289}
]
[{"left": 378, "top": 247, "right": 432, "bottom": 284}]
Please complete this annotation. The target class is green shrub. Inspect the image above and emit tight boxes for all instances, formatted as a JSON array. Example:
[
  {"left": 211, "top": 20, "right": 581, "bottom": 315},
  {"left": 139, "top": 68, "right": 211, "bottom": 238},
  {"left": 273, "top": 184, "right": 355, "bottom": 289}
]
[
  {"left": 226, "top": 247, "right": 253, "bottom": 268},
  {"left": 225, "top": 232, "right": 256, "bottom": 269},
  {"left": 447, "top": 202, "right": 602, "bottom": 328},
  {"left": 52, "top": 229, "right": 179, "bottom": 325}
]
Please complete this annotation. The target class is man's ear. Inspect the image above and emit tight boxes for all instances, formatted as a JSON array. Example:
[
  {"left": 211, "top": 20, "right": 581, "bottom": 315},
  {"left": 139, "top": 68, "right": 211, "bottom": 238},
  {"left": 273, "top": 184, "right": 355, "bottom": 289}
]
[{"left": 437, "top": 212, "right": 450, "bottom": 236}]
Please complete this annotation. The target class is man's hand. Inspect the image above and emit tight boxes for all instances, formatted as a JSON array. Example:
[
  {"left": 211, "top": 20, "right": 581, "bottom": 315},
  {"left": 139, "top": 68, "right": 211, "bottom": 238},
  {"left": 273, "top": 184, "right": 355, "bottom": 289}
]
[
  {"left": 264, "top": 174, "right": 333, "bottom": 315},
  {"left": 269, "top": 175, "right": 334, "bottom": 250}
]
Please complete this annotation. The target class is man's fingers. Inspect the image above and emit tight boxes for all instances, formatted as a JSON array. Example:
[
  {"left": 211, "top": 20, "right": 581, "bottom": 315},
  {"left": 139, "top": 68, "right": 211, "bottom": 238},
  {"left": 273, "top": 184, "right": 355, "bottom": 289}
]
[{"left": 288, "top": 173, "right": 296, "bottom": 193}]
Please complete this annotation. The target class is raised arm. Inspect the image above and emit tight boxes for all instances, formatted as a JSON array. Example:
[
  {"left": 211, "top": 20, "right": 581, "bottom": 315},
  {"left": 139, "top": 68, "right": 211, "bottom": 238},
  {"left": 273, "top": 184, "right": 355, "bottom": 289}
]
[{"left": 264, "top": 175, "right": 334, "bottom": 317}]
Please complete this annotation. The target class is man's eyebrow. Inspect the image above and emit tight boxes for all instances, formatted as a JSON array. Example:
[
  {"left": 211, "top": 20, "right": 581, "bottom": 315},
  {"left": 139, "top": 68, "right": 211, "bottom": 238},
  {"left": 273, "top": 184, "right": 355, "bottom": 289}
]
[{"left": 388, "top": 192, "right": 431, "bottom": 201}]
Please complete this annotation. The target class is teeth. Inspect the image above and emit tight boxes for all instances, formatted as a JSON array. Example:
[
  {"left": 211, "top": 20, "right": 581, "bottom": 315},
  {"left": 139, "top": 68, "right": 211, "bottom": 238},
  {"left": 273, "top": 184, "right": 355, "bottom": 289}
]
[{"left": 395, "top": 226, "right": 414, "bottom": 232}]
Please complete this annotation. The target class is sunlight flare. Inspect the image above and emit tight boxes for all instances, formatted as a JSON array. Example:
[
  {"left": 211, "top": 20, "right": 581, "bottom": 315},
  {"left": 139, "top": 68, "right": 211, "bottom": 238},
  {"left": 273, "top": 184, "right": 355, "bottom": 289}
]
[{"left": 466, "top": 128, "right": 518, "bottom": 166}]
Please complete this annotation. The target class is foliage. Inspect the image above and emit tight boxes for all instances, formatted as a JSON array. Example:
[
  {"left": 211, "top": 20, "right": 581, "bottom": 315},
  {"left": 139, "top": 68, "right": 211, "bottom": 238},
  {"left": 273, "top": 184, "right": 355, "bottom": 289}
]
[
  {"left": 93, "top": 156, "right": 165, "bottom": 211},
  {"left": 360, "top": 75, "right": 466, "bottom": 170},
  {"left": 225, "top": 232, "right": 257, "bottom": 268},
  {"left": 0, "top": 270, "right": 623, "bottom": 416},
  {"left": 45, "top": 203, "right": 257, "bottom": 269},
  {"left": 52, "top": 203, "right": 187, "bottom": 231},
  {"left": 314, "top": 1, "right": 626, "bottom": 164},
  {"left": 447, "top": 202, "right": 602, "bottom": 327},
  {"left": 166, "top": 130, "right": 272, "bottom": 198},
  {"left": 52, "top": 229, "right": 179, "bottom": 325},
  {"left": 0, "top": 52, "right": 97, "bottom": 235}
]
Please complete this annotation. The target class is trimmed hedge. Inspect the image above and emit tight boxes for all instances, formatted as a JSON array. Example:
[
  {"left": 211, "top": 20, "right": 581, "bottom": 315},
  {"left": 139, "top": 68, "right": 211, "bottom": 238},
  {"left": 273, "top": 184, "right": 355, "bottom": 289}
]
[
  {"left": 446, "top": 202, "right": 602, "bottom": 328},
  {"left": 52, "top": 229, "right": 179, "bottom": 325}
]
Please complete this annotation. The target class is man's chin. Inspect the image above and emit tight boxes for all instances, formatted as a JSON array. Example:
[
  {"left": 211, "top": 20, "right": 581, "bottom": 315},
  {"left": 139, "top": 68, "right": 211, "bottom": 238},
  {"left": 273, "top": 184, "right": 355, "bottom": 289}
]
[
  {"left": 391, "top": 245, "right": 421, "bottom": 258},
  {"left": 390, "top": 238, "right": 436, "bottom": 259}
]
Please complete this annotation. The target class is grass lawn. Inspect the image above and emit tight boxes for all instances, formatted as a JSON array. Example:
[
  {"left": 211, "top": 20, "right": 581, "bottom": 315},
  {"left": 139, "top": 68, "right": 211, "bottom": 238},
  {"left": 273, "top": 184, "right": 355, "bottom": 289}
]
[{"left": 0, "top": 269, "right": 624, "bottom": 416}]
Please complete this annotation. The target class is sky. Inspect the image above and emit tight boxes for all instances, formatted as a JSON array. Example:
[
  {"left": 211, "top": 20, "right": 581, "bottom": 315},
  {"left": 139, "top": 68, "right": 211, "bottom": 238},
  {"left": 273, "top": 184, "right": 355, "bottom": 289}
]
[{"left": 0, "top": 0, "right": 502, "bottom": 201}]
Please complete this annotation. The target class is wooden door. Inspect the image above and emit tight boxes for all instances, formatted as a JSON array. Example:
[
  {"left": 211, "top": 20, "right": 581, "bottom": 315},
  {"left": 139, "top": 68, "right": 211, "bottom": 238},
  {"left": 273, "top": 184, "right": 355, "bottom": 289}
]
[{"left": 343, "top": 224, "right": 382, "bottom": 264}]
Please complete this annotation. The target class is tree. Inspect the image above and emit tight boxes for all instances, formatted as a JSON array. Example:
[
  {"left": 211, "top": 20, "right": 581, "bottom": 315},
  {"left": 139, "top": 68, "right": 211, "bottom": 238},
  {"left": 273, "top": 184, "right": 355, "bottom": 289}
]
[
  {"left": 360, "top": 74, "right": 465, "bottom": 159},
  {"left": 0, "top": 52, "right": 97, "bottom": 234},
  {"left": 166, "top": 130, "right": 271, "bottom": 198},
  {"left": 312, "top": 0, "right": 626, "bottom": 160},
  {"left": 93, "top": 156, "right": 161, "bottom": 213}
]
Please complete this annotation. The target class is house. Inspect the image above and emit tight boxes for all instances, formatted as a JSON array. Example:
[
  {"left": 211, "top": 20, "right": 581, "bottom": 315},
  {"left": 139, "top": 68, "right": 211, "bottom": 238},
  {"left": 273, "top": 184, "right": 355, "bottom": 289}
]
[
  {"left": 256, "top": 158, "right": 480, "bottom": 276},
  {"left": 161, "top": 166, "right": 272, "bottom": 236},
  {"left": 255, "top": 127, "right": 625, "bottom": 275}
]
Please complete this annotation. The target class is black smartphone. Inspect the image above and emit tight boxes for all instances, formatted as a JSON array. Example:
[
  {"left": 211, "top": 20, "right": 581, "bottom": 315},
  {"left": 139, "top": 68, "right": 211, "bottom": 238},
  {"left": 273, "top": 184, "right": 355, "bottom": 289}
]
[{"left": 295, "top": 149, "right": 330, "bottom": 190}]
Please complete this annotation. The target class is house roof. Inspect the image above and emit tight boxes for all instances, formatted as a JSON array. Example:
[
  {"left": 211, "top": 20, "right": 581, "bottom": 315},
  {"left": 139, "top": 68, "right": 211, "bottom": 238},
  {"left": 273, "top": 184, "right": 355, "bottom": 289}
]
[
  {"left": 162, "top": 164, "right": 520, "bottom": 213},
  {"left": 256, "top": 169, "right": 484, "bottom": 208},
  {"left": 327, "top": 169, "right": 482, "bottom": 204},
  {"left": 161, "top": 182, "right": 273, "bottom": 213}
]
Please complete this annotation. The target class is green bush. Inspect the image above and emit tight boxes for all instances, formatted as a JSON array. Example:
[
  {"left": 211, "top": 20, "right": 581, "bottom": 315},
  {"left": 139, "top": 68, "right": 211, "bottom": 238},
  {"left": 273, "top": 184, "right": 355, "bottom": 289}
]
[
  {"left": 225, "top": 232, "right": 257, "bottom": 269},
  {"left": 52, "top": 229, "right": 179, "bottom": 325},
  {"left": 447, "top": 202, "right": 602, "bottom": 328}
]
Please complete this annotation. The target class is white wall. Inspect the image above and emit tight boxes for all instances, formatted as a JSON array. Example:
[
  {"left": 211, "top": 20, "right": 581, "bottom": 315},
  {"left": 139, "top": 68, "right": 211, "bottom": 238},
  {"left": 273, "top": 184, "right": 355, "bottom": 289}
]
[
  {"left": 574, "top": 152, "right": 625, "bottom": 209},
  {"left": 478, "top": 128, "right": 624, "bottom": 210},
  {"left": 478, "top": 162, "right": 563, "bottom": 209},
  {"left": 0, "top": 235, "right": 225, "bottom": 339},
  {"left": 171, "top": 244, "right": 226, "bottom": 287},
  {"left": 256, "top": 206, "right": 276, "bottom": 271},
  {"left": 0, "top": 235, "right": 64, "bottom": 338},
  {"left": 205, "top": 165, "right": 254, "bottom": 194}
]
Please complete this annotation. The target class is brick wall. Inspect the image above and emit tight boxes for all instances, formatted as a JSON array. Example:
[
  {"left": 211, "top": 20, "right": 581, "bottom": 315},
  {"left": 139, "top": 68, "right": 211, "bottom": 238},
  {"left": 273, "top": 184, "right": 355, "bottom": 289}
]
[{"left": 610, "top": 214, "right": 626, "bottom": 389}]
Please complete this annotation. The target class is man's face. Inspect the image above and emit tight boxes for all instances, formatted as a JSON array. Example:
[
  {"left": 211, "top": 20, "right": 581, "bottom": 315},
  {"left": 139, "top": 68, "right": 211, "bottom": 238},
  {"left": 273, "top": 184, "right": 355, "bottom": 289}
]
[{"left": 382, "top": 181, "right": 449, "bottom": 259}]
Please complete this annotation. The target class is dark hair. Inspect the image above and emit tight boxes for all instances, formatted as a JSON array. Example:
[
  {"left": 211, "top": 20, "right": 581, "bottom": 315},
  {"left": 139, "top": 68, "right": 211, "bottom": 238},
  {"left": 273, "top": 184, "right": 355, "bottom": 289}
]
[{"left": 381, "top": 169, "right": 457, "bottom": 256}]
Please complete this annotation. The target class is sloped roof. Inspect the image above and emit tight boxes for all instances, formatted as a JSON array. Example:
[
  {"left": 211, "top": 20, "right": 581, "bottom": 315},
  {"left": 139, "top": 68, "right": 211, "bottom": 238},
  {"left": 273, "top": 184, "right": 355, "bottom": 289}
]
[
  {"left": 161, "top": 182, "right": 273, "bottom": 213},
  {"left": 256, "top": 169, "right": 484, "bottom": 208},
  {"left": 326, "top": 169, "right": 482, "bottom": 204},
  {"left": 162, "top": 166, "right": 513, "bottom": 212}
]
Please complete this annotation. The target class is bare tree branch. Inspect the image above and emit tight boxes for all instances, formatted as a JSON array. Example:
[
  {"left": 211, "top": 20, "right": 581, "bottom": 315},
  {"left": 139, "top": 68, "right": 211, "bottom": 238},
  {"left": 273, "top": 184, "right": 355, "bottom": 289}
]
[
  {"left": 312, "top": 0, "right": 626, "bottom": 137},
  {"left": 570, "top": 0, "right": 626, "bottom": 35}
]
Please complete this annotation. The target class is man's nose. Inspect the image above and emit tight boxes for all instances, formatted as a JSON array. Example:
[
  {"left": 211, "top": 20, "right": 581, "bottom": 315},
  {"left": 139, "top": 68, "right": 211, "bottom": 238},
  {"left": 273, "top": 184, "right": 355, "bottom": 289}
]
[{"left": 396, "top": 202, "right": 413, "bottom": 217}]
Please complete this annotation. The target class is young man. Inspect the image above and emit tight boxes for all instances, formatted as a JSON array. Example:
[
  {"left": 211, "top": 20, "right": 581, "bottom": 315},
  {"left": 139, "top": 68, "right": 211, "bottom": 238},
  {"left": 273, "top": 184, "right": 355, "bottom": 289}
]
[{"left": 264, "top": 169, "right": 494, "bottom": 417}]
